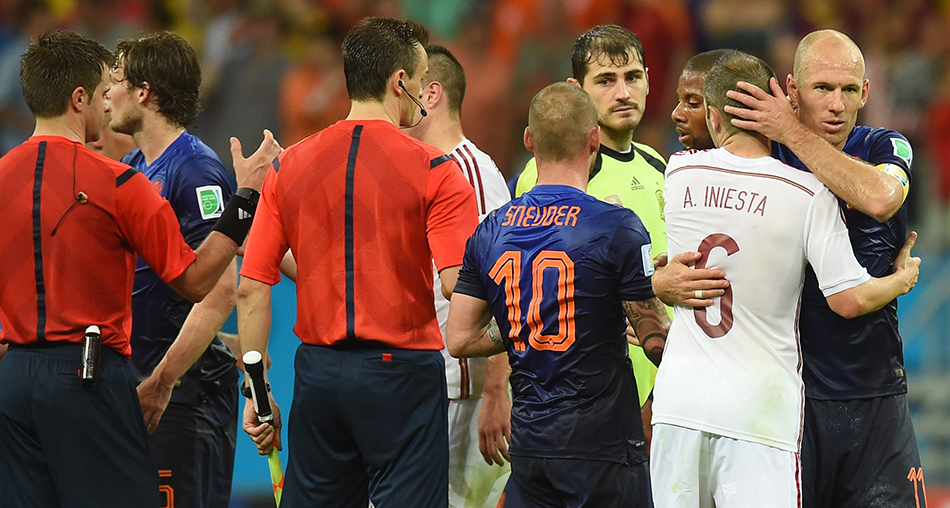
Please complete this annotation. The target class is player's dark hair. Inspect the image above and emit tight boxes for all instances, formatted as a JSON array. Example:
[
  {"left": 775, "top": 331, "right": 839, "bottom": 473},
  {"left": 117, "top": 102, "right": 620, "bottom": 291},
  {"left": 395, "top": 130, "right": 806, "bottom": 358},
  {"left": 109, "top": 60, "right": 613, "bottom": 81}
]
[
  {"left": 571, "top": 25, "right": 646, "bottom": 84},
  {"left": 528, "top": 82, "right": 598, "bottom": 162},
  {"left": 115, "top": 31, "right": 202, "bottom": 128},
  {"left": 343, "top": 17, "right": 430, "bottom": 102},
  {"left": 683, "top": 49, "right": 731, "bottom": 76},
  {"left": 425, "top": 45, "right": 466, "bottom": 117},
  {"left": 704, "top": 50, "right": 776, "bottom": 135},
  {"left": 20, "top": 30, "right": 113, "bottom": 118}
]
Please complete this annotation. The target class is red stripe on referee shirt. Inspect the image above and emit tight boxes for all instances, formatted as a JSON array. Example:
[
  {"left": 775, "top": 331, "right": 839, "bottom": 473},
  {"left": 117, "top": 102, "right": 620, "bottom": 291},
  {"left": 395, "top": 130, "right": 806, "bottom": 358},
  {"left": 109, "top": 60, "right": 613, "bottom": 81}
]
[{"left": 462, "top": 145, "right": 487, "bottom": 215}]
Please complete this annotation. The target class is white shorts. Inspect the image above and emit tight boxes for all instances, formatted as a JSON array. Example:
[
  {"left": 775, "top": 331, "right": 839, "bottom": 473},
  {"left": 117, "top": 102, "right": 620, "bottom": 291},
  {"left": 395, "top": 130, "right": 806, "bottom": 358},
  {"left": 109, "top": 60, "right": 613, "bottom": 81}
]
[
  {"left": 650, "top": 424, "right": 801, "bottom": 508},
  {"left": 448, "top": 397, "right": 510, "bottom": 508}
]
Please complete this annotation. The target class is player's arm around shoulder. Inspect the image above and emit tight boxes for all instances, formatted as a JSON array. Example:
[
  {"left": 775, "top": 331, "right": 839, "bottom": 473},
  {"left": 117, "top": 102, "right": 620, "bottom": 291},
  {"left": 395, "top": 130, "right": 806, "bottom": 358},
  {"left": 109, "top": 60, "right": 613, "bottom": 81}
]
[
  {"left": 826, "top": 231, "right": 921, "bottom": 319},
  {"left": 651, "top": 252, "right": 729, "bottom": 308},
  {"left": 726, "top": 78, "right": 906, "bottom": 221}
]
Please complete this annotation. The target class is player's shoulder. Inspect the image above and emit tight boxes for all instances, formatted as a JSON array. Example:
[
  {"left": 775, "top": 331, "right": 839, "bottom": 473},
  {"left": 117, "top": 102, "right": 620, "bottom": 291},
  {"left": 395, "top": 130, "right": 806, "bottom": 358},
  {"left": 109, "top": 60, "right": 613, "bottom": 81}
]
[
  {"left": 852, "top": 125, "right": 909, "bottom": 145},
  {"left": 671, "top": 147, "right": 825, "bottom": 194},
  {"left": 666, "top": 147, "right": 714, "bottom": 170},
  {"left": 850, "top": 125, "right": 913, "bottom": 168},
  {"left": 633, "top": 141, "right": 667, "bottom": 164},
  {"left": 80, "top": 143, "right": 136, "bottom": 179}
]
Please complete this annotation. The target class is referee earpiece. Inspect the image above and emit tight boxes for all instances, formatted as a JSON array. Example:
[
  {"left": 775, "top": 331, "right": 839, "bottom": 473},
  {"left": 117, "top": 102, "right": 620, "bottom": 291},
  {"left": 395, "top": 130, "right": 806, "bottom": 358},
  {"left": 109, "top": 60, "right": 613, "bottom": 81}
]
[{"left": 398, "top": 80, "right": 428, "bottom": 118}]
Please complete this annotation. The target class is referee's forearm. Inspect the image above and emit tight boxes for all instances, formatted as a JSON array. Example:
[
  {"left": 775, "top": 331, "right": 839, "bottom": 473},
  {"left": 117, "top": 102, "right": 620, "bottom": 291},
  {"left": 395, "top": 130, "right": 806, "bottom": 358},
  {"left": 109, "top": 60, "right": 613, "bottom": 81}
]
[{"left": 237, "top": 277, "right": 274, "bottom": 378}]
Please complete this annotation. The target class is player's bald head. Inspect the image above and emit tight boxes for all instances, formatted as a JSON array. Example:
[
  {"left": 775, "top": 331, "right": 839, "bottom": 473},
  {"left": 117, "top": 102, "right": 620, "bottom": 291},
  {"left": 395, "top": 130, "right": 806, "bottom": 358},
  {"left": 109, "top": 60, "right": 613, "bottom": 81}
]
[
  {"left": 793, "top": 30, "right": 865, "bottom": 82},
  {"left": 527, "top": 82, "right": 598, "bottom": 162}
]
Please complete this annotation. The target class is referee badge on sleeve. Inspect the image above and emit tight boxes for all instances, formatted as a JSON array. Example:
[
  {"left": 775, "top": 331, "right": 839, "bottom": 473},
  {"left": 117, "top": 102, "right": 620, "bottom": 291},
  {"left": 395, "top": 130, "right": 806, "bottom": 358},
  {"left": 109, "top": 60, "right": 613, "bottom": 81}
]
[
  {"left": 641, "top": 243, "right": 654, "bottom": 277},
  {"left": 196, "top": 185, "right": 225, "bottom": 219}
]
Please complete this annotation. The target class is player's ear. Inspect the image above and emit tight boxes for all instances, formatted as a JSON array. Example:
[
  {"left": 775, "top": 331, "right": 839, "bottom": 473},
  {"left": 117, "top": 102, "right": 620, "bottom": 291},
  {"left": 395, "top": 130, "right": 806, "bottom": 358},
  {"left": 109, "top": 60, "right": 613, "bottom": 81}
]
[
  {"left": 859, "top": 79, "right": 869, "bottom": 108},
  {"left": 138, "top": 82, "right": 154, "bottom": 106},
  {"left": 523, "top": 126, "right": 534, "bottom": 153},
  {"left": 390, "top": 69, "right": 407, "bottom": 96},
  {"left": 589, "top": 125, "right": 600, "bottom": 154},
  {"left": 786, "top": 74, "right": 800, "bottom": 111},
  {"left": 70, "top": 86, "right": 86, "bottom": 113},
  {"left": 707, "top": 105, "right": 722, "bottom": 133},
  {"left": 566, "top": 77, "right": 582, "bottom": 89},
  {"left": 424, "top": 80, "right": 441, "bottom": 108}
]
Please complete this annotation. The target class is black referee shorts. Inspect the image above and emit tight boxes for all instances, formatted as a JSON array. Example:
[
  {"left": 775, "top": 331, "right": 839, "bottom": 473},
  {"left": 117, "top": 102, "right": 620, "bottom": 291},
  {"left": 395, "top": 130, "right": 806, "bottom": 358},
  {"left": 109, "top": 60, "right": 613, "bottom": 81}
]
[
  {"left": 802, "top": 395, "right": 927, "bottom": 508},
  {"left": 0, "top": 344, "right": 161, "bottom": 508},
  {"left": 282, "top": 344, "right": 448, "bottom": 508}
]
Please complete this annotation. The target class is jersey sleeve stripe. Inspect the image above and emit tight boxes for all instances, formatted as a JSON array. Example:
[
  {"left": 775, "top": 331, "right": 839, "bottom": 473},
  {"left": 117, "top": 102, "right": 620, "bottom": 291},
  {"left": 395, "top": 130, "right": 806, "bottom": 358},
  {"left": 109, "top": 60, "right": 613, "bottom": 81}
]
[
  {"left": 430, "top": 154, "right": 453, "bottom": 169},
  {"left": 115, "top": 168, "right": 138, "bottom": 187},
  {"left": 462, "top": 145, "right": 487, "bottom": 215},
  {"left": 668, "top": 164, "right": 815, "bottom": 196}
]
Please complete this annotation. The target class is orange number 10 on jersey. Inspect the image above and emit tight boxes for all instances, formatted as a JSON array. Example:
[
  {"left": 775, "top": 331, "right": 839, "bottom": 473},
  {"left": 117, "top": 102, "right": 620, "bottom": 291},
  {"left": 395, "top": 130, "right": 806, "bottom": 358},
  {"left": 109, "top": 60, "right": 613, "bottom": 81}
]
[{"left": 488, "top": 250, "right": 576, "bottom": 352}]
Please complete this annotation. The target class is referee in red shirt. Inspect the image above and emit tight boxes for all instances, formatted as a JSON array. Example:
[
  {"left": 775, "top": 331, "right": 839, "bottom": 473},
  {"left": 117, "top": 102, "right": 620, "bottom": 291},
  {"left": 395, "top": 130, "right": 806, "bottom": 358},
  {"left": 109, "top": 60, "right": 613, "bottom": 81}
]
[
  {"left": 237, "top": 17, "right": 478, "bottom": 507},
  {"left": 0, "top": 30, "right": 278, "bottom": 507}
]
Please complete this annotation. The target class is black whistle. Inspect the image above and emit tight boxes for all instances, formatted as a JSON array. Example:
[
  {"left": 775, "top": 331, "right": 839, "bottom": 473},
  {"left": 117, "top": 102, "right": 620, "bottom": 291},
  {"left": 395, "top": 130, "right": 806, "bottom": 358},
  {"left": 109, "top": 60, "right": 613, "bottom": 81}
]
[{"left": 80, "top": 325, "right": 101, "bottom": 387}]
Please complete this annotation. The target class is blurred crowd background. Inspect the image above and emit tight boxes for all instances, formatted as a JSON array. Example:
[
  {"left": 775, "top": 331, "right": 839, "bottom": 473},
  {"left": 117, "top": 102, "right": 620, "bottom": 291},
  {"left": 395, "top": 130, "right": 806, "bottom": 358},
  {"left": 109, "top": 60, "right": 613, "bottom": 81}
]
[{"left": 2, "top": 0, "right": 950, "bottom": 503}]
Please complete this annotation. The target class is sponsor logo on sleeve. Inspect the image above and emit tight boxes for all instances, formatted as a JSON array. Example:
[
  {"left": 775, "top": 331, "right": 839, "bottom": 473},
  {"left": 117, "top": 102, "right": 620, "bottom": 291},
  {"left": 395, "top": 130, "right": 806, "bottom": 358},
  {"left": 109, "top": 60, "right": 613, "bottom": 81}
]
[
  {"left": 891, "top": 138, "right": 913, "bottom": 166},
  {"left": 196, "top": 185, "right": 225, "bottom": 219},
  {"left": 641, "top": 243, "right": 655, "bottom": 277}
]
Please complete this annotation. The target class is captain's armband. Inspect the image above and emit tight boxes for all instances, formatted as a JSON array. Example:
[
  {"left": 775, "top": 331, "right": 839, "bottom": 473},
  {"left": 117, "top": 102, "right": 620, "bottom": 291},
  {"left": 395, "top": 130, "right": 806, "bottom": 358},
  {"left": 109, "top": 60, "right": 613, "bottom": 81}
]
[{"left": 875, "top": 163, "right": 909, "bottom": 204}]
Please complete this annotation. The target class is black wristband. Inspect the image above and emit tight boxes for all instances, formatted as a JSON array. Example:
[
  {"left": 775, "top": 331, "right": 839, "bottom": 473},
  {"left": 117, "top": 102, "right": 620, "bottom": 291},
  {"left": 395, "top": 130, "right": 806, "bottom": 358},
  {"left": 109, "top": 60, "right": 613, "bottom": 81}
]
[{"left": 212, "top": 188, "right": 260, "bottom": 245}]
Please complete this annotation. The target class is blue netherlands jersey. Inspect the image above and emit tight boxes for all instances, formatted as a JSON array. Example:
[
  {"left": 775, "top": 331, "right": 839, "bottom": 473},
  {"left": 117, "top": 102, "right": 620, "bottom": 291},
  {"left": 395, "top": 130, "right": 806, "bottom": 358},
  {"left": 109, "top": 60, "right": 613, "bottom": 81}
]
[
  {"left": 773, "top": 125, "right": 913, "bottom": 400},
  {"left": 124, "top": 131, "right": 237, "bottom": 408},
  {"left": 455, "top": 185, "right": 655, "bottom": 464}
]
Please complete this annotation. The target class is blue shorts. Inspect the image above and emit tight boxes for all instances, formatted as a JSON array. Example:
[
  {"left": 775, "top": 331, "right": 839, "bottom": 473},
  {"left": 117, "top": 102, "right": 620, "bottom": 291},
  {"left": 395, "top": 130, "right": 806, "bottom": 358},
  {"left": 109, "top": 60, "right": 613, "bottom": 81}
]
[
  {"left": 0, "top": 344, "right": 161, "bottom": 508},
  {"left": 505, "top": 456, "right": 652, "bottom": 508},
  {"left": 149, "top": 377, "right": 237, "bottom": 508},
  {"left": 283, "top": 344, "right": 448, "bottom": 507},
  {"left": 802, "top": 395, "right": 926, "bottom": 508}
]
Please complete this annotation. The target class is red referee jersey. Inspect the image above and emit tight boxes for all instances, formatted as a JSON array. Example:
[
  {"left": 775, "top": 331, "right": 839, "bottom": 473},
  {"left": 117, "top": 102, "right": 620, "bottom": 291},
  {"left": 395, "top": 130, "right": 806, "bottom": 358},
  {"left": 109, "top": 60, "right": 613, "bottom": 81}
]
[
  {"left": 0, "top": 137, "right": 196, "bottom": 356},
  {"left": 241, "top": 120, "right": 478, "bottom": 350}
]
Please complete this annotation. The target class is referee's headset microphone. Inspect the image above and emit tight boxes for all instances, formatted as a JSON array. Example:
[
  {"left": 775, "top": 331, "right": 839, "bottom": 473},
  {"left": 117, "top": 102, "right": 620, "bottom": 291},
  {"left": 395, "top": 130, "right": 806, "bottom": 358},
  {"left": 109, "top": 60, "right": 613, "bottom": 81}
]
[{"left": 399, "top": 80, "right": 427, "bottom": 118}]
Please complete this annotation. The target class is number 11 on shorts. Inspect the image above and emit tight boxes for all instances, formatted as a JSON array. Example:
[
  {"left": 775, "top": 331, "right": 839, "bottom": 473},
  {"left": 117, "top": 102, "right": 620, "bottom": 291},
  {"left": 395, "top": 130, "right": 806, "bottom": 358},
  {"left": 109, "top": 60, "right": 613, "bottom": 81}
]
[{"left": 907, "top": 467, "right": 927, "bottom": 508}]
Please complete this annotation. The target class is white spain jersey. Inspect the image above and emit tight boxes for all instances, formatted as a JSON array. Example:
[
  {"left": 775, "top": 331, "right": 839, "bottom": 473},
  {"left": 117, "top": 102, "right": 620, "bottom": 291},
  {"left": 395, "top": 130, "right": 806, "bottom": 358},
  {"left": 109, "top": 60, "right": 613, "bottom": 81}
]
[
  {"left": 433, "top": 139, "right": 511, "bottom": 399},
  {"left": 651, "top": 147, "right": 870, "bottom": 452}
]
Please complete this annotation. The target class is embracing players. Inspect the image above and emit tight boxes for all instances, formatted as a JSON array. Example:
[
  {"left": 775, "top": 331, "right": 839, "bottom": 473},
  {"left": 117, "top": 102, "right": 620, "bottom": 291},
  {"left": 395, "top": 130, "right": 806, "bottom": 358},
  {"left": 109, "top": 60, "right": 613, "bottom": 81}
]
[{"left": 651, "top": 49, "right": 920, "bottom": 507}]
